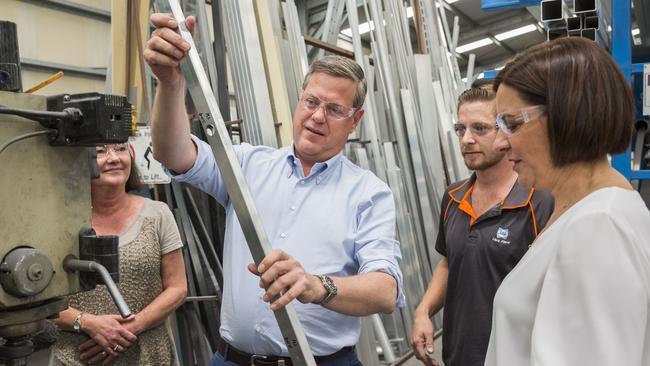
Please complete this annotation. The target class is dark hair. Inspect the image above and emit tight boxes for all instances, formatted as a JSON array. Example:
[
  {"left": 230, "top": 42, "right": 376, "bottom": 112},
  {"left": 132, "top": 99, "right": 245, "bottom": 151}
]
[
  {"left": 302, "top": 55, "right": 367, "bottom": 108},
  {"left": 457, "top": 86, "right": 495, "bottom": 113},
  {"left": 125, "top": 154, "right": 146, "bottom": 192},
  {"left": 494, "top": 37, "right": 634, "bottom": 166}
]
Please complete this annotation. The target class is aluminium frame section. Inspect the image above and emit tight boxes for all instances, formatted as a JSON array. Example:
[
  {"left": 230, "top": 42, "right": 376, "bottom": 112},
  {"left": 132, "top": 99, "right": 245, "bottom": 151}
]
[
  {"left": 368, "top": 0, "right": 427, "bottom": 264},
  {"left": 313, "top": 0, "right": 347, "bottom": 60},
  {"left": 165, "top": 1, "right": 316, "bottom": 364},
  {"left": 221, "top": 0, "right": 278, "bottom": 147},
  {"left": 400, "top": 88, "right": 433, "bottom": 298},
  {"left": 281, "top": 0, "right": 309, "bottom": 108},
  {"left": 345, "top": 0, "right": 386, "bottom": 181},
  {"left": 188, "top": 0, "right": 219, "bottom": 94},
  {"left": 353, "top": 148, "right": 397, "bottom": 365},
  {"left": 383, "top": 141, "right": 419, "bottom": 353},
  {"left": 385, "top": 0, "right": 440, "bottom": 276}
]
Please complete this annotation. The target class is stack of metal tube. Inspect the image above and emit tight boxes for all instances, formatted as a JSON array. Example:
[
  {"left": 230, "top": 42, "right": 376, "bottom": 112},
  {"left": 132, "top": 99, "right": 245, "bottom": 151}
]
[{"left": 541, "top": 0, "right": 610, "bottom": 46}]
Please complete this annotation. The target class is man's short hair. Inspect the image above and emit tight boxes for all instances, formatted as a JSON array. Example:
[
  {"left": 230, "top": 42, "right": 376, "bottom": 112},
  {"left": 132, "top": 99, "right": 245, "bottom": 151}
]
[
  {"left": 494, "top": 37, "right": 634, "bottom": 167},
  {"left": 302, "top": 55, "right": 367, "bottom": 109},
  {"left": 457, "top": 85, "right": 496, "bottom": 114}
]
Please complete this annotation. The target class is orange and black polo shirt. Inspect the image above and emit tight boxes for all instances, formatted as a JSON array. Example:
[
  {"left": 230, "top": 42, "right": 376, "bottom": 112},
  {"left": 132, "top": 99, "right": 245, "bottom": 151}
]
[{"left": 435, "top": 173, "right": 554, "bottom": 366}]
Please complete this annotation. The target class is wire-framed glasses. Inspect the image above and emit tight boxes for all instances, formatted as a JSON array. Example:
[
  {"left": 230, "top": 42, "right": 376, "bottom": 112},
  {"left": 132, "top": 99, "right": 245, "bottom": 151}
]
[{"left": 299, "top": 92, "right": 357, "bottom": 120}]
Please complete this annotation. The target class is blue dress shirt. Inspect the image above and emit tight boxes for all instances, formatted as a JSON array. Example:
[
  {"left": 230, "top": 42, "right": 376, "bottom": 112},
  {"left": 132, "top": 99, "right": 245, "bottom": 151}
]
[{"left": 167, "top": 135, "right": 405, "bottom": 356}]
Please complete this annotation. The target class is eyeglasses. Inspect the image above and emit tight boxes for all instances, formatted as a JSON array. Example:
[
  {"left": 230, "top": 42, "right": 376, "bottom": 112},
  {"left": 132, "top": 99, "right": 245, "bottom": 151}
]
[
  {"left": 495, "top": 105, "right": 546, "bottom": 135},
  {"left": 453, "top": 122, "right": 497, "bottom": 137},
  {"left": 96, "top": 143, "right": 129, "bottom": 158},
  {"left": 300, "top": 92, "right": 357, "bottom": 120}
]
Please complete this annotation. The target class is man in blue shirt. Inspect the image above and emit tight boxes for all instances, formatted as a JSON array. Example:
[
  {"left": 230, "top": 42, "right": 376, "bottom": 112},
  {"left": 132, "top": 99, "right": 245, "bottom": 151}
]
[{"left": 145, "top": 13, "right": 404, "bottom": 365}]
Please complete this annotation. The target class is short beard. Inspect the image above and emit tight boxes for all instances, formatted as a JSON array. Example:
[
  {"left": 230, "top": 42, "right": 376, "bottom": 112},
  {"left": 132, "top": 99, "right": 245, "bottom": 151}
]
[{"left": 464, "top": 154, "right": 503, "bottom": 171}]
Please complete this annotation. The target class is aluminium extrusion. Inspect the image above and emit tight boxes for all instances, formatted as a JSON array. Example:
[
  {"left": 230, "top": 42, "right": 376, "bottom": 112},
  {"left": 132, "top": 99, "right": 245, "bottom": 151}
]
[
  {"left": 362, "top": 58, "right": 388, "bottom": 182},
  {"left": 345, "top": 0, "right": 386, "bottom": 181},
  {"left": 383, "top": 142, "right": 418, "bottom": 352},
  {"left": 574, "top": 0, "right": 597, "bottom": 13},
  {"left": 317, "top": 0, "right": 347, "bottom": 57},
  {"left": 164, "top": 1, "right": 316, "bottom": 364},
  {"left": 465, "top": 53, "right": 476, "bottom": 89},
  {"left": 357, "top": 317, "right": 381, "bottom": 366},
  {"left": 368, "top": 0, "right": 428, "bottom": 269},
  {"left": 413, "top": 55, "right": 447, "bottom": 201},
  {"left": 541, "top": 0, "right": 564, "bottom": 22},
  {"left": 401, "top": 89, "right": 438, "bottom": 282},
  {"left": 281, "top": 0, "right": 309, "bottom": 103},
  {"left": 221, "top": 0, "right": 278, "bottom": 147},
  {"left": 371, "top": 314, "right": 396, "bottom": 362}
]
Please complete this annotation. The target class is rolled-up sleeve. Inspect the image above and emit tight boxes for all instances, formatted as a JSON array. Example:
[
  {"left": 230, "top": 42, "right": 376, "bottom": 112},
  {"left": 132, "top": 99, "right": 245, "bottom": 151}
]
[
  {"left": 354, "top": 184, "right": 406, "bottom": 307},
  {"left": 163, "top": 135, "right": 230, "bottom": 206}
]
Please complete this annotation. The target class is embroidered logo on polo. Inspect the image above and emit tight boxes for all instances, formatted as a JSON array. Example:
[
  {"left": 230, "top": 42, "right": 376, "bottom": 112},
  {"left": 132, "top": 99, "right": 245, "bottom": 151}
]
[{"left": 492, "top": 226, "right": 511, "bottom": 245}]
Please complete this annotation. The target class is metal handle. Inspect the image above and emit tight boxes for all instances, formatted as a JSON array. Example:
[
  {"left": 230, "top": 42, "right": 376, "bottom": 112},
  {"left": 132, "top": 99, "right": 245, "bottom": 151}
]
[{"left": 63, "top": 257, "right": 132, "bottom": 318}]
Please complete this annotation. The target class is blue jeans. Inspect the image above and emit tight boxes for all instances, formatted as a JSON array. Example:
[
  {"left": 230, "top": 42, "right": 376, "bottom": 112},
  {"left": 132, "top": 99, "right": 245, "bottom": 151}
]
[{"left": 210, "top": 350, "right": 363, "bottom": 366}]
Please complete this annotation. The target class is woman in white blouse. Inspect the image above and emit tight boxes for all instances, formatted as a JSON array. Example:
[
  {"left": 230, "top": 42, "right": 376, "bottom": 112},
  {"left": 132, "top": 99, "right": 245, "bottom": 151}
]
[{"left": 485, "top": 37, "right": 650, "bottom": 366}]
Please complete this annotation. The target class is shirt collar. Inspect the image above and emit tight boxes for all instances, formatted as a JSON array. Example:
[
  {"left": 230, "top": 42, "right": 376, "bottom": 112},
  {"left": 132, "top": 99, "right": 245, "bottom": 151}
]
[
  {"left": 448, "top": 173, "right": 534, "bottom": 209},
  {"left": 286, "top": 146, "right": 343, "bottom": 180}
]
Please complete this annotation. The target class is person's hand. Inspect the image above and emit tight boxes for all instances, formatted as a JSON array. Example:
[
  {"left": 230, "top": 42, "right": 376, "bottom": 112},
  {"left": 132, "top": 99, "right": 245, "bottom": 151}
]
[
  {"left": 78, "top": 339, "right": 117, "bottom": 366},
  {"left": 78, "top": 314, "right": 137, "bottom": 364},
  {"left": 248, "top": 249, "right": 326, "bottom": 310},
  {"left": 411, "top": 311, "right": 439, "bottom": 366},
  {"left": 144, "top": 13, "right": 196, "bottom": 85},
  {"left": 116, "top": 313, "right": 144, "bottom": 336}
]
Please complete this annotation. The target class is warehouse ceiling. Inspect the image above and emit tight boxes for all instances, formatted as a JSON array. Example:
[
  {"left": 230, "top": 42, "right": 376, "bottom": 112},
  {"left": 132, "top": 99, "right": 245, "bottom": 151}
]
[
  {"left": 301, "top": 0, "right": 546, "bottom": 74},
  {"left": 300, "top": 0, "right": 648, "bottom": 75}
]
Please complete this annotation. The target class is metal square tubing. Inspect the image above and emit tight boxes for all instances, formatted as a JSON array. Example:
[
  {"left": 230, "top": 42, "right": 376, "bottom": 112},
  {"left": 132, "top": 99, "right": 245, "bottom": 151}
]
[
  {"left": 541, "top": 0, "right": 563, "bottom": 22},
  {"left": 574, "top": 0, "right": 597, "bottom": 13}
]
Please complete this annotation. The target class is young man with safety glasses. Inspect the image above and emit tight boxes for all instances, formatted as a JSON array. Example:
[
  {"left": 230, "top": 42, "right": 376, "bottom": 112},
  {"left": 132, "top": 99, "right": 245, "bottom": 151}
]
[{"left": 411, "top": 86, "right": 554, "bottom": 366}]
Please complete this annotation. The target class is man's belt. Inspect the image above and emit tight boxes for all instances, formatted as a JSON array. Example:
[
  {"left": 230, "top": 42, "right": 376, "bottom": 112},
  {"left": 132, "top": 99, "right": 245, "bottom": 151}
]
[{"left": 217, "top": 340, "right": 355, "bottom": 366}]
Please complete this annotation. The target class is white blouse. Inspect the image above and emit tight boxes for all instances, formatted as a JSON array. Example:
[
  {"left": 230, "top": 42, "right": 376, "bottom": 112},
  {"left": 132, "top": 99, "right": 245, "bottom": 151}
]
[{"left": 484, "top": 187, "right": 650, "bottom": 366}]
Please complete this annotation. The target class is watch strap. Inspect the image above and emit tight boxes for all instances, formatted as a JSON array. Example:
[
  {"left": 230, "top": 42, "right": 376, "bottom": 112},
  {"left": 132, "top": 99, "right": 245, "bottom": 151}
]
[
  {"left": 315, "top": 275, "right": 337, "bottom": 305},
  {"left": 73, "top": 312, "right": 84, "bottom": 333}
]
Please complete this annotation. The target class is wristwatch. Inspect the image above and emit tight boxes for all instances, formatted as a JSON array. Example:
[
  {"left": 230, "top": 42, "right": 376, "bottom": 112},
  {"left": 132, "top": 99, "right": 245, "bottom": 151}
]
[
  {"left": 73, "top": 312, "right": 84, "bottom": 333},
  {"left": 315, "top": 275, "right": 337, "bottom": 305}
]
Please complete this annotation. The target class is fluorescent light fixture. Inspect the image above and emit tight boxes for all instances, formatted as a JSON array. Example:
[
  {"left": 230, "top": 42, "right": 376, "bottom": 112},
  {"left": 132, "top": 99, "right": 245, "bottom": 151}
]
[
  {"left": 456, "top": 38, "right": 493, "bottom": 53},
  {"left": 341, "top": 1, "right": 458, "bottom": 38},
  {"left": 495, "top": 24, "right": 537, "bottom": 41}
]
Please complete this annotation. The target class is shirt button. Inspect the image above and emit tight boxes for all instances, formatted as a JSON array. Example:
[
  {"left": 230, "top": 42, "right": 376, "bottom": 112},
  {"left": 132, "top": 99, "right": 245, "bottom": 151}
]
[
  {"left": 300, "top": 180, "right": 305, "bottom": 184},
  {"left": 290, "top": 206, "right": 296, "bottom": 211},
  {"left": 280, "top": 233, "right": 287, "bottom": 238},
  {"left": 255, "top": 325, "right": 262, "bottom": 333}
]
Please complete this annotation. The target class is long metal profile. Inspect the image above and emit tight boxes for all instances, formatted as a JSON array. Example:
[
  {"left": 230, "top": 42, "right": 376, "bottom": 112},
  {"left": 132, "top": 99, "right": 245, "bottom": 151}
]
[
  {"left": 221, "top": 0, "right": 278, "bottom": 147},
  {"left": 163, "top": 1, "right": 316, "bottom": 364}
]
